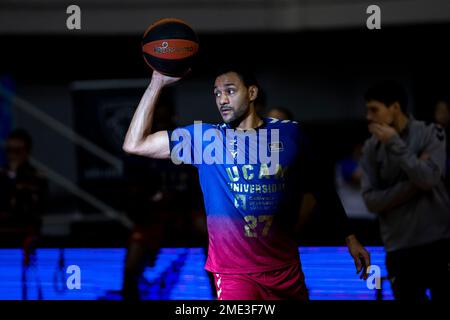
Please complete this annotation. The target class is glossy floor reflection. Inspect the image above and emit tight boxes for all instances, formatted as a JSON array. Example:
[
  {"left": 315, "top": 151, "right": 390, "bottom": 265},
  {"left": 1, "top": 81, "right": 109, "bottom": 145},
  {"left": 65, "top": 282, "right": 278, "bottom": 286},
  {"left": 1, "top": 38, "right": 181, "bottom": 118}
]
[{"left": 0, "top": 247, "right": 393, "bottom": 300}]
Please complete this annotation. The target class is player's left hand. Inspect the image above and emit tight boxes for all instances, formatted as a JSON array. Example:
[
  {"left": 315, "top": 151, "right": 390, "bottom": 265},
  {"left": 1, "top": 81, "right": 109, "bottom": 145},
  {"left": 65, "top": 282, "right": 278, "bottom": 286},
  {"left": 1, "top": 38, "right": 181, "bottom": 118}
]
[
  {"left": 345, "top": 234, "right": 371, "bottom": 280},
  {"left": 368, "top": 122, "right": 397, "bottom": 144}
]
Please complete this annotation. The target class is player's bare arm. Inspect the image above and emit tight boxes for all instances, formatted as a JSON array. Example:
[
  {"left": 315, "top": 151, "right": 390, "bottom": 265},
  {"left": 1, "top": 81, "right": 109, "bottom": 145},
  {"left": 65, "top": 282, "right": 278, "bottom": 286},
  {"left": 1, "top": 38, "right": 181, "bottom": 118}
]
[{"left": 123, "top": 71, "right": 181, "bottom": 159}]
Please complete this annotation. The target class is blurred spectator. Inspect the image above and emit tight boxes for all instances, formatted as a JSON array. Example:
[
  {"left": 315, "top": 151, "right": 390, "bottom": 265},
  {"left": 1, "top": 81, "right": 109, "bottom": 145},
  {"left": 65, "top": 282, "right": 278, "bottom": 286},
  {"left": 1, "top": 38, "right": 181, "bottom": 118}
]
[
  {"left": 434, "top": 100, "right": 450, "bottom": 193},
  {"left": 253, "top": 88, "right": 267, "bottom": 117},
  {"left": 434, "top": 100, "right": 450, "bottom": 128},
  {"left": 264, "top": 107, "right": 318, "bottom": 236},
  {"left": 266, "top": 107, "right": 294, "bottom": 121},
  {"left": 0, "top": 75, "right": 14, "bottom": 167},
  {"left": 0, "top": 129, "right": 47, "bottom": 265},
  {"left": 335, "top": 143, "right": 375, "bottom": 220},
  {"left": 121, "top": 99, "right": 206, "bottom": 300},
  {"left": 361, "top": 81, "right": 450, "bottom": 301}
]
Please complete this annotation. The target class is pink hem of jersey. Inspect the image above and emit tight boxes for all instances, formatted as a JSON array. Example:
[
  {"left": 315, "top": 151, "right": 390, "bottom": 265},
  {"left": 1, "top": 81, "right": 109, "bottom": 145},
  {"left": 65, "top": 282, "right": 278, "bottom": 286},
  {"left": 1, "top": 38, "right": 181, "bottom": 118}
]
[{"left": 204, "top": 258, "right": 300, "bottom": 274}]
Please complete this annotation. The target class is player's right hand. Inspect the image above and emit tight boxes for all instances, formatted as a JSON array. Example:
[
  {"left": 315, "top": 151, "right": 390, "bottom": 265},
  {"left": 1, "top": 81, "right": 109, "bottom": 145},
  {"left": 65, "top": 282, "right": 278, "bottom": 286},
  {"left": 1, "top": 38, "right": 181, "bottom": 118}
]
[{"left": 151, "top": 69, "right": 188, "bottom": 87}]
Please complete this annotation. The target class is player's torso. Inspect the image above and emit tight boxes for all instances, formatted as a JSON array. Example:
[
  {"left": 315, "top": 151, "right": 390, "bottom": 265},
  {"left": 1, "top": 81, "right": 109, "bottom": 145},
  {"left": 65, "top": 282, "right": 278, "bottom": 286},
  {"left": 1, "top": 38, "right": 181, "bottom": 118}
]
[
  {"left": 196, "top": 118, "right": 303, "bottom": 272},
  {"left": 197, "top": 119, "right": 301, "bottom": 226}
]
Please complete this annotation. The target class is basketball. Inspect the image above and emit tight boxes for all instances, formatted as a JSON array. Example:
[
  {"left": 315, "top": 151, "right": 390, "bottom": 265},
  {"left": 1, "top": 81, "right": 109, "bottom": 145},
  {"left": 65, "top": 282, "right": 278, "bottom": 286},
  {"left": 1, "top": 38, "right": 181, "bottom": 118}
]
[{"left": 142, "top": 18, "right": 199, "bottom": 77}]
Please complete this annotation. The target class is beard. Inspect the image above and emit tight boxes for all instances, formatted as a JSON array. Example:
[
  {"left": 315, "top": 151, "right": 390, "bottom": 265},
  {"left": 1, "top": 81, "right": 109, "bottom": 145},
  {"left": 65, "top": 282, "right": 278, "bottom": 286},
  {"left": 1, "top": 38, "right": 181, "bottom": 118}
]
[{"left": 221, "top": 105, "right": 249, "bottom": 125}]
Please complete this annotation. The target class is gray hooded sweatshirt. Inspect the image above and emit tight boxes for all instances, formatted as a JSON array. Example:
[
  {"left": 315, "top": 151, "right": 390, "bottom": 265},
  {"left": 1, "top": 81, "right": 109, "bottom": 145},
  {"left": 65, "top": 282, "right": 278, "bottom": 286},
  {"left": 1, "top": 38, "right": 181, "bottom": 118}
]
[{"left": 360, "top": 118, "right": 450, "bottom": 252}]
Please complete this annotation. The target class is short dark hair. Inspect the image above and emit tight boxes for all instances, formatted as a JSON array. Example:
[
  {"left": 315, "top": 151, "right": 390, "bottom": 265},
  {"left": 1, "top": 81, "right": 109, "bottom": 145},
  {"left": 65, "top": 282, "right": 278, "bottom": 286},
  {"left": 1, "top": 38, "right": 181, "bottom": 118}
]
[
  {"left": 214, "top": 63, "right": 260, "bottom": 89},
  {"left": 7, "top": 129, "right": 32, "bottom": 152},
  {"left": 364, "top": 81, "right": 408, "bottom": 112}
]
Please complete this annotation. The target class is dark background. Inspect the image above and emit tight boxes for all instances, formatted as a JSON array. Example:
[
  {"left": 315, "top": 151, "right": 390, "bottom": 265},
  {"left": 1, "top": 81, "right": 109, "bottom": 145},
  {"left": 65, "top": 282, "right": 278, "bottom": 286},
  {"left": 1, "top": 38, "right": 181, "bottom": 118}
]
[{"left": 1, "top": 18, "right": 449, "bottom": 247}]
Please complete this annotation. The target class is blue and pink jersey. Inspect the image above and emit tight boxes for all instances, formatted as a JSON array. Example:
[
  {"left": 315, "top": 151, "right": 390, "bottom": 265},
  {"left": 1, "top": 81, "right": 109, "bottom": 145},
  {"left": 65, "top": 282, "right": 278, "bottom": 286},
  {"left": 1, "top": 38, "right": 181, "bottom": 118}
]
[{"left": 168, "top": 117, "right": 308, "bottom": 273}]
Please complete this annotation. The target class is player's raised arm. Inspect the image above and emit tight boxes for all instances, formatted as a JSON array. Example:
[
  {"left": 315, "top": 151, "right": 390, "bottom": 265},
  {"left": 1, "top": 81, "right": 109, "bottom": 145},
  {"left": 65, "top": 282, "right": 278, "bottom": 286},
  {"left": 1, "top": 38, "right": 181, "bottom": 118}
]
[{"left": 122, "top": 71, "right": 181, "bottom": 159}]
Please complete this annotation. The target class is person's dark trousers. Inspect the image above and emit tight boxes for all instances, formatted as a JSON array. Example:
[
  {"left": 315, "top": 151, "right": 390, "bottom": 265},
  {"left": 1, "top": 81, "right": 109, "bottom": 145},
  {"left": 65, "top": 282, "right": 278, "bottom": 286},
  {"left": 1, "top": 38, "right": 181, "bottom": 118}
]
[
  {"left": 122, "top": 240, "right": 159, "bottom": 301},
  {"left": 122, "top": 241, "right": 149, "bottom": 301},
  {"left": 386, "top": 238, "right": 450, "bottom": 301}
]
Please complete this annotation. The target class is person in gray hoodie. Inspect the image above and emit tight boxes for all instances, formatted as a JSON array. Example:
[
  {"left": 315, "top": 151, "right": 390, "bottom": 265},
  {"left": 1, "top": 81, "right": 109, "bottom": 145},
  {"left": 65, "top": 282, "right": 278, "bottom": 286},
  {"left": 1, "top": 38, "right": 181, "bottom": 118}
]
[{"left": 360, "top": 81, "right": 450, "bottom": 301}]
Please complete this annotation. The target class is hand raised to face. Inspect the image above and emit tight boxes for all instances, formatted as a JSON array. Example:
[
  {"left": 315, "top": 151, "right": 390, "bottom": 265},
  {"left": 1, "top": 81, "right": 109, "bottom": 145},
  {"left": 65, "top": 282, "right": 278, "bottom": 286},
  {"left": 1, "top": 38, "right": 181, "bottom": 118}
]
[{"left": 368, "top": 122, "right": 397, "bottom": 144}]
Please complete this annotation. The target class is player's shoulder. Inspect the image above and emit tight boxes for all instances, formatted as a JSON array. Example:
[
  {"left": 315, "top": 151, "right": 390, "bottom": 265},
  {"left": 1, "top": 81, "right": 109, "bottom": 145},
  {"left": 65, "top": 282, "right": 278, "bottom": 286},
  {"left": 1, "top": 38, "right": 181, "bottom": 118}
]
[
  {"left": 412, "top": 119, "right": 446, "bottom": 142},
  {"left": 264, "top": 118, "right": 304, "bottom": 144},
  {"left": 428, "top": 122, "right": 446, "bottom": 143},
  {"left": 410, "top": 118, "right": 429, "bottom": 131},
  {"left": 174, "top": 121, "right": 217, "bottom": 132},
  {"left": 213, "top": 122, "right": 229, "bottom": 131},
  {"left": 410, "top": 118, "right": 438, "bottom": 133},
  {"left": 264, "top": 117, "right": 300, "bottom": 130}
]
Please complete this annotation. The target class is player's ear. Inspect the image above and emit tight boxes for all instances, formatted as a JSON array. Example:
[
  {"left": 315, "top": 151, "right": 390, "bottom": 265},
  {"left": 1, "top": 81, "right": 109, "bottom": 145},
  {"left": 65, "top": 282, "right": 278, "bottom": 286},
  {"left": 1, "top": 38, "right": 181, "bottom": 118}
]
[{"left": 248, "top": 85, "right": 258, "bottom": 102}]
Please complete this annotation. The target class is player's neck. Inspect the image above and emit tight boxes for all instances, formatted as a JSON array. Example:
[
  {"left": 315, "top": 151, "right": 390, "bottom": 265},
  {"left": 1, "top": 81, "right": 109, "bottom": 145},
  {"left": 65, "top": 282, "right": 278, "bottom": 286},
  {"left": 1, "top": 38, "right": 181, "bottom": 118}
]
[
  {"left": 233, "top": 106, "right": 263, "bottom": 130},
  {"left": 235, "top": 113, "right": 263, "bottom": 130}
]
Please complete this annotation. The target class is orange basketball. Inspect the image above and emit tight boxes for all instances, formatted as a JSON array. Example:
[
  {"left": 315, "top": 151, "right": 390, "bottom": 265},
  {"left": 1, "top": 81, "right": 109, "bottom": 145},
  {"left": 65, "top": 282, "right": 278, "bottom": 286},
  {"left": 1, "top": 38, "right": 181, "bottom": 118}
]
[{"left": 142, "top": 18, "right": 199, "bottom": 77}]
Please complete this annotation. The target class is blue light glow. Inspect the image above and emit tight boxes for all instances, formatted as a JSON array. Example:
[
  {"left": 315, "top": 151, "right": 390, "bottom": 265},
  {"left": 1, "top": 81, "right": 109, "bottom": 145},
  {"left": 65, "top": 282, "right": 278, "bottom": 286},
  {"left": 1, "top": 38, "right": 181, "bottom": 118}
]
[{"left": 0, "top": 247, "right": 393, "bottom": 300}]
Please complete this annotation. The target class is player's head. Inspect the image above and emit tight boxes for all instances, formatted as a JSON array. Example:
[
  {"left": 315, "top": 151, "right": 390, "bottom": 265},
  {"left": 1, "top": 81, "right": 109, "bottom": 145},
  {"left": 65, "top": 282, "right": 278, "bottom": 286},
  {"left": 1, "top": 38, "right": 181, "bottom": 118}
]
[
  {"left": 364, "top": 81, "right": 408, "bottom": 126},
  {"left": 5, "top": 129, "right": 32, "bottom": 167},
  {"left": 434, "top": 100, "right": 449, "bottom": 127},
  {"left": 213, "top": 64, "right": 259, "bottom": 124}
]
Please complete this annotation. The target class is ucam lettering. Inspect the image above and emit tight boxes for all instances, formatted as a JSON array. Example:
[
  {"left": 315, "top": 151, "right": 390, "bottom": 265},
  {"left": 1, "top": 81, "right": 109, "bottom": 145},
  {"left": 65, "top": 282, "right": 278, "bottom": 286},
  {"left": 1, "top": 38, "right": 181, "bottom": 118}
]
[
  {"left": 170, "top": 121, "right": 280, "bottom": 174},
  {"left": 175, "top": 304, "right": 209, "bottom": 318},
  {"left": 226, "top": 164, "right": 287, "bottom": 182}
]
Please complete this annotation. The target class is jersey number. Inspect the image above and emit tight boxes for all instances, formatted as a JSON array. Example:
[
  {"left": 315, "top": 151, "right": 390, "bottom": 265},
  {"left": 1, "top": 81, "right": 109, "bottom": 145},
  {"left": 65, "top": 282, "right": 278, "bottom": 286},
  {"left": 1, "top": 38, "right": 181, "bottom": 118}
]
[{"left": 244, "top": 215, "right": 273, "bottom": 237}]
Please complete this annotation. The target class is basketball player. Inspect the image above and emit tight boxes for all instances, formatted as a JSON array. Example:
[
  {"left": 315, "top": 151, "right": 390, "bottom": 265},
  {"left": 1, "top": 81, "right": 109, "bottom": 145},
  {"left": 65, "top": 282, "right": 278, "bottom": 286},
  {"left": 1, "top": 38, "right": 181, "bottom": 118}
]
[{"left": 123, "top": 65, "right": 370, "bottom": 300}]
